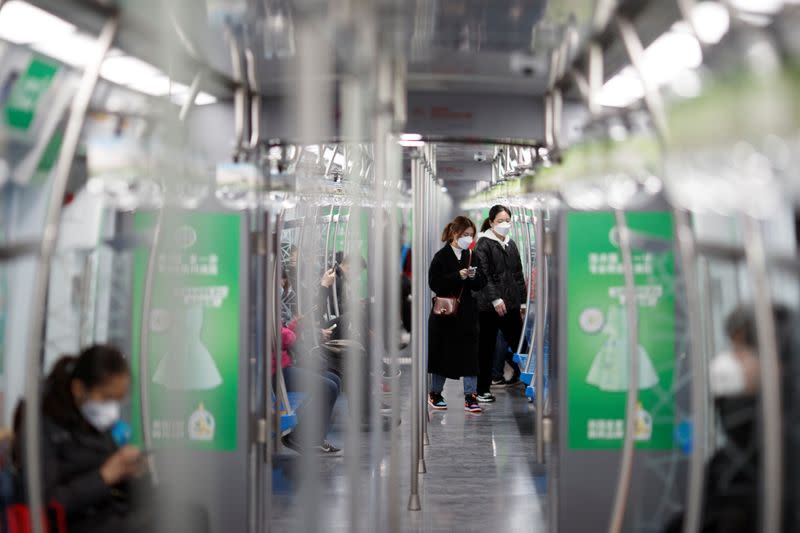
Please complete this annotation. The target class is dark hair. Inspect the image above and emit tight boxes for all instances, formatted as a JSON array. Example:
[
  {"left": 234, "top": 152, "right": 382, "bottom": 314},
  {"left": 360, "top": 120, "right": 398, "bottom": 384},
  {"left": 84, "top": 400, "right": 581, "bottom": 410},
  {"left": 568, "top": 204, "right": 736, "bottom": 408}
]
[
  {"left": 441, "top": 216, "right": 476, "bottom": 243},
  {"left": 12, "top": 345, "right": 129, "bottom": 464},
  {"left": 43, "top": 344, "right": 130, "bottom": 429},
  {"left": 724, "top": 304, "right": 794, "bottom": 359},
  {"left": 480, "top": 204, "right": 512, "bottom": 233}
]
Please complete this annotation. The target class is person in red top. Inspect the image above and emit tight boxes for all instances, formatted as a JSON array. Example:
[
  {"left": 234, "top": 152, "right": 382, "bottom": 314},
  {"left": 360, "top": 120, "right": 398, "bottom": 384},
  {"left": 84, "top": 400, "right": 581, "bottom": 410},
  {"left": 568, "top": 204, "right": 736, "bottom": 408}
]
[{"left": 276, "top": 319, "right": 342, "bottom": 455}]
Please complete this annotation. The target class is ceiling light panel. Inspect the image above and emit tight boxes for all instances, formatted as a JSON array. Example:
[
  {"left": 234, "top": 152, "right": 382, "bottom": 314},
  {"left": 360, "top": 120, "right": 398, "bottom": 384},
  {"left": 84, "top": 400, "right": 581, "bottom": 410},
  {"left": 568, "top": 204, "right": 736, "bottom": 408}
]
[{"left": 0, "top": 1, "right": 74, "bottom": 44}]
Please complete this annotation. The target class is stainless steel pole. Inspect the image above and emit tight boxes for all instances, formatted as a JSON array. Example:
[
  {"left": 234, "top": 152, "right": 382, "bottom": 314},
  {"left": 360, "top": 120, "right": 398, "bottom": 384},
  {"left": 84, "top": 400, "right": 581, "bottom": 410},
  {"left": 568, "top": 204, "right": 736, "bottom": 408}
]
[
  {"left": 261, "top": 209, "right": 275, "bottom": 533},
  {"left": 675, "top": 209, "right": 709, "bottom": 533},
  {"left": 742, "top": 215, "right": 784, "bottom": 533},
  {"left": 23, "top": 19, "right": 118, "bottom": 533},
  {"left": 408, "top": 154, "right": 422, "bottom": 511},
  {"left": 418, "top": 157, "right": 428, "bottom": 473},
  {"left": 516, "top": 207, "right": 534, "bottom": 356},
  {"left": 534, "top": 208, "right": 545, "bottom": 463},
  {"left": 608, "top": 210, "right": 640, "bottom": 533}
]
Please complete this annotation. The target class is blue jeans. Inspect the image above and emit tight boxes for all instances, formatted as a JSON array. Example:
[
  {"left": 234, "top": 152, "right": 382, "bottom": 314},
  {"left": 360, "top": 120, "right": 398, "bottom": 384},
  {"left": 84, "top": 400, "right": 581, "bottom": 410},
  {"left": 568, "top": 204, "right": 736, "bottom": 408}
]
[
  {"left": 430, "top": 373, "right": 477, "bottom": 396},
  {"left": 281, "top": 366, "right": 341, "bottom": 444}
]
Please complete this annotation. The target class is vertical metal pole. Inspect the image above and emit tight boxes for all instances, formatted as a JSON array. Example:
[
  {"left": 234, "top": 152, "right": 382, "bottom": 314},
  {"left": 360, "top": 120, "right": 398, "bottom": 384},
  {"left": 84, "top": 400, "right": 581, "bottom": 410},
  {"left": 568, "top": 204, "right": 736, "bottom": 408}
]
[
  {"left": 608, "top": 210, "right": 640, "bottom": 533},
  {"left": 23, "top": 19, "right": 117, "bottom": 533},
  {"left": 534, "top": 209, "right": 545, "bottom": 462},
  {"left": 341, "top": 71, "right": 366, "bottom": 532},
  {"left": 323, "top": 206, "right": 334, "bottom": 318},
  {"left": 272, "top": 212, "right": 285, "bottom": 452},
  {"left": 386, "top": 135, "right": 404, "bottom": 533},
  {"left": 419, "top": 157, "right": 428, "bottom": 472},
  {"left": 293, "top": 9, "right": 330, "bottom": 530},
  {"left": 249, "top": 209, "right": 262, "bottom": 533},
  {"left": 408, "top": 155, "right": 422, "bottom": 511},
  {"left": 367, "top": 50, "right": 391, "bottom": 532},
  {"left": 516, "top": 207, "right": 534, "bottom": 356},
  {"left": 261, "top": 209, "right": 275, "bottom": 533},
  {"left": 674, "top": 209, "right": 708, "bottom": 533},
  {"left": 742, "top": 216, "right": 784, "bottom": 533},
  {"left": 330, "top": 206, "right": 341, "bottom": 316},
  {"left": 544, "top": 93, "right": 554, "bottom": 150}
]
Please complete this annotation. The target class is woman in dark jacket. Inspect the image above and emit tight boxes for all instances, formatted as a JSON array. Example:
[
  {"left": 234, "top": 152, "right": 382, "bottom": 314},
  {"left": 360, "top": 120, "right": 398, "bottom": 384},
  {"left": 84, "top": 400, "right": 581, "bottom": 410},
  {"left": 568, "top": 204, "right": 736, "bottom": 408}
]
[
  {"left": 13, "top": 345, "right": 207, "bottom": 533},
  {"left": 473, "top": 204, "right": 527, "bottom": 402},
  {"left": 428, "top": 216, "right": 487, "bottom": 413}
]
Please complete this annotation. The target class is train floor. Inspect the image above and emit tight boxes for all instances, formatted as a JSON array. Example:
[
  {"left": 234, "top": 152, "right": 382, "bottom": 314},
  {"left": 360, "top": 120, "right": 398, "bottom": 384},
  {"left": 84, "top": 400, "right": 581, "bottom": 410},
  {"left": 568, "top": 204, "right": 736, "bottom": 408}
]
[{"left": 270, "top": 361, "right": 548, "bottom": 532}]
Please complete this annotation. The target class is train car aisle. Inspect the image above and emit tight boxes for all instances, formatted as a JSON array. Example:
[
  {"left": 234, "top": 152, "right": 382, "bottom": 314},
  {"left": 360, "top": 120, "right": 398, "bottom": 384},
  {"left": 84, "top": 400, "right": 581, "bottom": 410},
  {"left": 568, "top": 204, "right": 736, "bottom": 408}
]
[
  {"left": 408, "top": 377, "right": 547, "bottom": 533},
  {"left": 268, "top": 364, "right": 547, "bottom": 532}
]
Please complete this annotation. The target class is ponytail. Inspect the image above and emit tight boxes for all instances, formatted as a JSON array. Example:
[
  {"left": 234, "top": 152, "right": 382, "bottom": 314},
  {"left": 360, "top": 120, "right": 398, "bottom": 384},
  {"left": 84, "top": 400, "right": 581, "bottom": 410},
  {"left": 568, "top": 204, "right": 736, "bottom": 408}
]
[
  {"left": 480, "top": 218, "right": 491, "bottom": 233},
  {"left": 441, "top": 222, "right": 454, "bottom": 243},
  {"left": 42, "top": 355, "right": 80, "bottom": 427}
]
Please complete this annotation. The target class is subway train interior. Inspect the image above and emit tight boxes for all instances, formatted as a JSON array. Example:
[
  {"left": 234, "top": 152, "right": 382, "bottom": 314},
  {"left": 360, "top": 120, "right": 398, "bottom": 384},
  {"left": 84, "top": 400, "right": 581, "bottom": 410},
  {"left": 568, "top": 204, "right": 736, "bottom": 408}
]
[{"left": 0, "top": 0, "right": 799, "bottom": 532}]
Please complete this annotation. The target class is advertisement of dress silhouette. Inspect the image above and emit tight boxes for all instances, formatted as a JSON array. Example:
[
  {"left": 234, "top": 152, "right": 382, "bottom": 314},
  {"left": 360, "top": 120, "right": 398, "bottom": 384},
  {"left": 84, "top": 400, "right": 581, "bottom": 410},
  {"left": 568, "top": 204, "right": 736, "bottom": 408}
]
[
  {"left": 153, "top": 304, "right": 222, "bottom": 390},
  {"left": 585, "top": 305, "right": 659, "bottom": 392}
]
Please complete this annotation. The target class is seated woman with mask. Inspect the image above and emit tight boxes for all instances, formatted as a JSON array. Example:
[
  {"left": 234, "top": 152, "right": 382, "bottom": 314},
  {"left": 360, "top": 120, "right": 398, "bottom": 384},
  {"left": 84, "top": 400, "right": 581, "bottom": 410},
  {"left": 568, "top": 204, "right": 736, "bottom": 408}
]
[
  {"left": 664, "top": 304, "right": 797, "bottom": 533},
  {"left": 13, "top": 344, "right": 208, "bottom": 533}
]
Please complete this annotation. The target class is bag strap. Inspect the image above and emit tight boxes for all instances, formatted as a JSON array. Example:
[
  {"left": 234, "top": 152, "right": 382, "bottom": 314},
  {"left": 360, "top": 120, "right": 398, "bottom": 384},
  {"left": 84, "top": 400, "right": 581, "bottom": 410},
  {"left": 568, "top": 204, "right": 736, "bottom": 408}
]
[{"left": 456, "top": 250, "right": 472, "bottom": 303}]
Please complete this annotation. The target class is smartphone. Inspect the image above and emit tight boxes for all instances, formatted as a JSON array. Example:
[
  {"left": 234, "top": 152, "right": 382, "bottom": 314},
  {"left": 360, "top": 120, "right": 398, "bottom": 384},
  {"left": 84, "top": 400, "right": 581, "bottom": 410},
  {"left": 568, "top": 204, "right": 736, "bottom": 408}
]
[{"left": 467, "top": 266, "right": 477, "bottom": 274}]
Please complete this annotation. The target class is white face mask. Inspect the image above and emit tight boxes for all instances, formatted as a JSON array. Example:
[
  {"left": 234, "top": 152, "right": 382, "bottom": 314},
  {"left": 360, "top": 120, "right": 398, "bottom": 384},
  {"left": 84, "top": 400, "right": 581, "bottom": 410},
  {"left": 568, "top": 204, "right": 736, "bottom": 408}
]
[
  {"left": 80, "top": 400, "right": 121, "bottom": 432},
  {"left": 709, "top": 351, "right": 747, "bottom": 397},
  {"left": 493, "top": 221, "right": 512, "bottom": 237},
  {"left": 456, "top": 236, "right": 473, "bottom": 250}
]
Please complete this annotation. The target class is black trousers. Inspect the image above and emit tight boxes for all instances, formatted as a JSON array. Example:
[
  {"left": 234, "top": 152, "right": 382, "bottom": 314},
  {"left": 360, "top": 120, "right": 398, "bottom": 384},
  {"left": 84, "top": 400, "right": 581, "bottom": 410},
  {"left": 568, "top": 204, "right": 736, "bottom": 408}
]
[{"left": 477, "top": 310, "right": 522, "bottom": 394}]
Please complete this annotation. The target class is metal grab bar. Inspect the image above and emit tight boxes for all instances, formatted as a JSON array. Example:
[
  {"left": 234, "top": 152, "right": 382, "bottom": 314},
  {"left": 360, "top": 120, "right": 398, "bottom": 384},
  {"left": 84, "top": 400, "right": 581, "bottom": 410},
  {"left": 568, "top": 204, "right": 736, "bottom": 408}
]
[
  {"left": 419, "top": 156, "right": 428, "bottom": 472},
  {"left": 694, "top": 239, "right": 800, "bottom": 274},
  {"left": 23, "top": 18, "right": 118, "bottom": 533},
  {"left": 524, "top": 210, "right": 548, "bottom": 376},
  {"left": 226, "top": 26, "right": 248, "bottom": 159},
  {"left": 742, "top": 216, "right": 784, "bottom": 533},
  {"left": 608, "top": 210, "right": 640, "bottom": 533},
  {"left": 516, "top": 207, "right": 535, "bottom": 356},
  {"left": 244, "top": 49, "right": 261, "bottom": 150},
  {"left": 674, "top": 209, "right": 709, "bottom": 533},
  {"left": 533, "top": 208, "right": 546, "bottom": 463},
  {"left": 408, "top": 156, "right": 422, "bottom": 511},
  {"left": 323, "top": 208, "right": 334, "bottom": 318},
  {"left": 331, "top": 207, "right": 342, "bottom": 317}
]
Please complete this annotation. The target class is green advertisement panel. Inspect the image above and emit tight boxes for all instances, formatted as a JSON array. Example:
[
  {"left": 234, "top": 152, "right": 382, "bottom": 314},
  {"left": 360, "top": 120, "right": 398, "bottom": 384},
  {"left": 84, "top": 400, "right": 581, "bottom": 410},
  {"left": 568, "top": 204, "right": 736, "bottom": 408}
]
[
  {"left": 131, "top": 211, "right": 241, "bottom": 451},
  {"left": 567, "top": 211, "right": 676, "bottom": 450},
  {"left": 4, "top": 57, "right": 58, "bottom": 131}
]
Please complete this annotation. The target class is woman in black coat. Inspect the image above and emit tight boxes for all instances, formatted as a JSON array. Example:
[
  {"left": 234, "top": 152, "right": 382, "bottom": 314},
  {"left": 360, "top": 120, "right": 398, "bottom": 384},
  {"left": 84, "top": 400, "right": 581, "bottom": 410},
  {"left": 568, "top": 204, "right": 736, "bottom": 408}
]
[
  {"left": 428, "top": 215, "right": 487, "bottom": 413},
  {"left": 13, "top": 345, "right": 207, "bottom": 533},
  {"left": 473, "top": 204, "right": 527, "bottom": 402}
]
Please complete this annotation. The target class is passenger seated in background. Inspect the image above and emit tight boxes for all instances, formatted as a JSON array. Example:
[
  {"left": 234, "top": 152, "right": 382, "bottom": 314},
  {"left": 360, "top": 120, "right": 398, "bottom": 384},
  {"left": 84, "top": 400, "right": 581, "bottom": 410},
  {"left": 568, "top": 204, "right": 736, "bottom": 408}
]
[
  {"left": 664, "top": 304, "right": 797, "bottom": 533},
  {"left": 277, "top": 320, "right": 342, "bottom": 455},
  {"left": 318, "top": 256, "right": 397, "bottom": 430},
  {"left": 13, "top": 345, "right": 208, "bottom": 533}
]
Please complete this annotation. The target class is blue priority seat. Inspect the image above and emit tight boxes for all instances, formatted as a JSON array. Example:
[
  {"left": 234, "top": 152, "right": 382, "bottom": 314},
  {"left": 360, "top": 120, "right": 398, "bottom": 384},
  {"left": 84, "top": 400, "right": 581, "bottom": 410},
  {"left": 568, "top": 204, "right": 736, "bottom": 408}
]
[
  {"left": 512, "top": 352, "right": 528, "bottom": 368},
  {"left": 277, "top": 391, "right": 307, "bottom": 434}
]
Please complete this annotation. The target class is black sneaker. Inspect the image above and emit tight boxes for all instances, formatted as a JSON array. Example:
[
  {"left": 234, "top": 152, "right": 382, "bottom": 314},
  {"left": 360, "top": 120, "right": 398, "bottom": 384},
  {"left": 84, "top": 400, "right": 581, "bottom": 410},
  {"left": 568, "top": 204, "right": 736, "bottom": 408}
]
[
  {"left": 491, "top": 378, "right": 508, "bottom": 387},
  {"left": 281, "top": 433, "right": 303, "bottom": 453},
  {"left": 428, "top": 392, "right": 447, "bottom": 410},
  {"left": 476, "top": 392, "right": 496, "bottom": 403},
  {"left": 314, "top": 440, "right": 342, "bottom": 455},
  {"left": 464, "top": 394, "right": 482, "bottom": 413}
]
